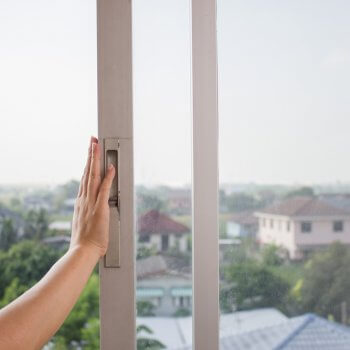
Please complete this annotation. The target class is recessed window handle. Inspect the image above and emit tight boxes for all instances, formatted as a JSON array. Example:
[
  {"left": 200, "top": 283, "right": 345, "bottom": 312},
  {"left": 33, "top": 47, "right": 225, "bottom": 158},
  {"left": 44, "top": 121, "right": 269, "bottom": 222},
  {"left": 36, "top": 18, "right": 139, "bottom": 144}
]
[{"left": 104, "top": 138, "right": 120, "bottom": 268}]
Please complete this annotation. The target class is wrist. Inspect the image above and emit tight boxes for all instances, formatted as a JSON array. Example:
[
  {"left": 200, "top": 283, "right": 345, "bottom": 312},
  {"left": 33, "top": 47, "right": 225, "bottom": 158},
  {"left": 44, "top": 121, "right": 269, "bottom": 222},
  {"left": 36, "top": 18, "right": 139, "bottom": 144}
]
[{"left": 69, "top": 241, "right": 102, "bottom": 263}]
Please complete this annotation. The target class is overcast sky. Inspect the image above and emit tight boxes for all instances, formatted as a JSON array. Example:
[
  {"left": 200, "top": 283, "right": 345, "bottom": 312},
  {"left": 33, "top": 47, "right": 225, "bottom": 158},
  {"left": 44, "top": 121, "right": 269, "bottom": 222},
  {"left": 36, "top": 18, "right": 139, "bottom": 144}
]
[{"left": 1, "top": 0, "right": 350, "bottom": 186}]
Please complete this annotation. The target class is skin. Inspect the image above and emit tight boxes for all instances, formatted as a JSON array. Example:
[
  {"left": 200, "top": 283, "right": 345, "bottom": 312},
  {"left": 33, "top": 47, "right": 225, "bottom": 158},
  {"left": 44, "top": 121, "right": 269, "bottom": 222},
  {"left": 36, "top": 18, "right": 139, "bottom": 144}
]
[{"left": 0, "top": 136, "right": 115, "bottom": 350}]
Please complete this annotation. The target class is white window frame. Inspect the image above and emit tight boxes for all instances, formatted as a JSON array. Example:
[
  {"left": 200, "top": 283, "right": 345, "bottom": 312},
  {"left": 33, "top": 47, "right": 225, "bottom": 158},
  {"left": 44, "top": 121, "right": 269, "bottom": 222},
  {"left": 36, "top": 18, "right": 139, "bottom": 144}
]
[{"left": 97, "top": 0, "right": 218, "bottom": 349}]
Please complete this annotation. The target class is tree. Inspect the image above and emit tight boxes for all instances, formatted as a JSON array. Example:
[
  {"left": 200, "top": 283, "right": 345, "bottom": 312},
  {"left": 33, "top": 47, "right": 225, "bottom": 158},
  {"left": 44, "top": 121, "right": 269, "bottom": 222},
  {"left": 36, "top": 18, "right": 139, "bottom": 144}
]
[
  {"left": 81, "top": 318, "right": 100, "bottom": 349},
  {"left": 286, "top": 186, "right": 314, "bottom": 198},
  {"left": 137, "top": 194, "right": 167, "bottom": 215},
  {"left": 262, "top": 244, "right": 284, "bottom": 266},
  {"left": 137, "top": 300, "right": 156, "bottom": 316},
  {"left": 53, "top": 180, "right": 80, "bottom": 210},
  {"left": 23, "top": 208, "right": 49, "bottom": 240},
  {"left": 54, "top": 273, "right": 99, "bottom": 347},
  {"left": 137, "top": 325, "right": 165, "bottom": 350},
  {"left": 222, "top": 261, "right": 289, "bottom": 312},
  {"left": 300, "top": 242, "right": 350, "bottom": 322},
  {"left": 0, "top": 218, "right": 17, "bottom": 251},
  {"left": 0, "top": 240, "right": 61, "bottom": 301},
  {"left": 225, "top": 193, "right": 261, "bottom": 213}
]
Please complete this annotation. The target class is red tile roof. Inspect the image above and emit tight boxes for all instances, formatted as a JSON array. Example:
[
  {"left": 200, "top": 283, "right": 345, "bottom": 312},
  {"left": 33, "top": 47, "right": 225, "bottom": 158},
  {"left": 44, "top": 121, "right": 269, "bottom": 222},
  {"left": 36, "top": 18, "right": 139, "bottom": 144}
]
[
  {"left": 138, "top": 210, "right": 190, "bottom": 235},
  {"left": 256, "top": 196, "right": 350, "bottom": 217}
]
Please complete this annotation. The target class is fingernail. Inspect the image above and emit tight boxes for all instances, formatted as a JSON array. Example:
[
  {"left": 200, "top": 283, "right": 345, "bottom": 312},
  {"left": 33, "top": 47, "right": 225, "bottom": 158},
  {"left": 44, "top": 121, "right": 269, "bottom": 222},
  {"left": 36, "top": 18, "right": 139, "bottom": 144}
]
[{"left": 108, "top": 164, "right": 114, "bottom": 170}]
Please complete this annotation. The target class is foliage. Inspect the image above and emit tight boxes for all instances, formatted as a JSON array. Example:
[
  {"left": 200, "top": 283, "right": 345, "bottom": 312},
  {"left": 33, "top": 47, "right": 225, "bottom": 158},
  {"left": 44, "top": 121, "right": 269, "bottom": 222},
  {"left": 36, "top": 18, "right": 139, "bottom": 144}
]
[
  {"left": 173, "top": 307, "right": 191, "bottom": 317},
  {"left": 53, "top": 180, "right": 80, "bottom": 210},
  {"left": 54, "top": 274, "right": 99, "bottom": 347},
  {"left": 137, "top": 325, "right": 165, "bottom": 350},
  {"left": 261, "top": 244, "right": 284, "bottom": 266},
  {"left": 137, "top": 300, "right": 156, "bottom": 317},
  {"left": 23, "top": 208, "right": 49, "bottom": 240},
  {"left": 300, "top": 242, "right": 350, "bottom": 322},
  {"left": 0, "top": 218, "right": 17, "bottom": 250},
  {"left": 0, "top": 278, "right": 28, "bottom": 308},
  {"left": 137, "top": 246, "right": 157, "bottom": 260},
  {"left": 137, "top": 193, "right": 167, "bottom": 215},
  {"left": 224, "top": 193, "right": 263, "bottom": 213},
  {"left": 0, "top": 240, "right": 61, "bottom": 300},
  {"left": 81, "top": 318, "right": 100, "bottom": 350},
  {"left": 223, "top": 261, "right": 290, "bottom": 312},
  {"left": 285, "top": 186, "right": 314, "bottom": 198}
]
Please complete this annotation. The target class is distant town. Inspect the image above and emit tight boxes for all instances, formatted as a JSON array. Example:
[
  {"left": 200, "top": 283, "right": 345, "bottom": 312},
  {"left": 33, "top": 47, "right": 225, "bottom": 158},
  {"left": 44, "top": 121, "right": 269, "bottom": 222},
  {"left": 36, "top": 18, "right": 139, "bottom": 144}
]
[{"left": 2, "top": 181, "right": 350, "bottom": 348}]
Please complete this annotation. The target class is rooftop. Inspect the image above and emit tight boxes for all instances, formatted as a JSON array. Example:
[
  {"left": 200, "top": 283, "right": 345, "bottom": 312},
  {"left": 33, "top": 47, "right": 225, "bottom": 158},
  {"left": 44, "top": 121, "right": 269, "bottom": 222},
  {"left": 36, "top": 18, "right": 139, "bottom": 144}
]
[
  {"left": 256, "top": 197, "right": 350, "bottom": 217},
  {"left": 138, "top": 210, "right": 190, "bottom": 235},
  {"left": 174, "top": 312, "right": 350, "bottom": 350},
  {"left": 137, "top": 308, "right": 287, "bottom": 349},
  {"left": 229, "top": 211, "right": 259, "bottom": 226}
]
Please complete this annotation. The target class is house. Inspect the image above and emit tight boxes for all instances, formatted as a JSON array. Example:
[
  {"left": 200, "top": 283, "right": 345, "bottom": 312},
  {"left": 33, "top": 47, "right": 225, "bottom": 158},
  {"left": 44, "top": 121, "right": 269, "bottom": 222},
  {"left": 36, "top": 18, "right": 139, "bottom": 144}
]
[
  {"left": 23, "top": 195, "right": 51, "bottom": 211},
  {"left": 226, "top": 211, "right": 258, "bottom": 239},
  {"left": 137, "top": 210, "right": 190, "bottom": 253},
  {"left": 320, "top": 193, "right": 350, "bottom": 212},
  {"left": 176, "top": 312, "right": 350, "bottom": 350},
  {"left": 137, "top": 255, "right": 191, "bottom": 316},
  {"left": 42, "top": 235, "right": 70, "bottom": 250},
  {"left": 255, "top": 196, "right": 350, "bottom": 260},
  {"left": 48, "top": 221, "right": 71, "bottom": 234}
]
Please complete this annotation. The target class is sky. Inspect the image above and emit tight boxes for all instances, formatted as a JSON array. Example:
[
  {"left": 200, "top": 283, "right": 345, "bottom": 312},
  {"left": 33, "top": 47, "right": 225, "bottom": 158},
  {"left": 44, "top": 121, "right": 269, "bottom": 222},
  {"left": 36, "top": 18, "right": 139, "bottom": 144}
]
[{"left": 1, "top": 0, "right": 350, "bottom": 186}]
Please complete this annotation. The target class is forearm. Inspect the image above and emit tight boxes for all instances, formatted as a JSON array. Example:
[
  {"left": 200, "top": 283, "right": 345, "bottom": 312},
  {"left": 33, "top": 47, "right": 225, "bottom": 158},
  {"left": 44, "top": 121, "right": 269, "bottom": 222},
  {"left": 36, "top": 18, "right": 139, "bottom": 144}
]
[{"left": 0, "top": 245, "right": 99, "bottom": 350}]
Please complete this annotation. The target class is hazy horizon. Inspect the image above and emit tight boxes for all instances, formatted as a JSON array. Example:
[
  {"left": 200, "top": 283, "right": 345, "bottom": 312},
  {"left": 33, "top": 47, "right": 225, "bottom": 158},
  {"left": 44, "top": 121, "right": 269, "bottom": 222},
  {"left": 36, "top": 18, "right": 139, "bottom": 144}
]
[{"left": 1, "top": 0, "right": 350, "bottom": 186}]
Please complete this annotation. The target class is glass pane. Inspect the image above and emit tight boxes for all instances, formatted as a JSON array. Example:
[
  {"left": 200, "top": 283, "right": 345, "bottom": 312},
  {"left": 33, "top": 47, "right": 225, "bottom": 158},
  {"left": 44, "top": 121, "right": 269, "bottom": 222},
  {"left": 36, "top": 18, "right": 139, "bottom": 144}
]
[
  {"left": 0, "top": 0, "right": 97, "bottom": 347},
  {"left": 133, "top": 0, "right": 193, "bottom": 348},
  {"left": 218, "top": 0, "right": 350, "bottom": 348}
]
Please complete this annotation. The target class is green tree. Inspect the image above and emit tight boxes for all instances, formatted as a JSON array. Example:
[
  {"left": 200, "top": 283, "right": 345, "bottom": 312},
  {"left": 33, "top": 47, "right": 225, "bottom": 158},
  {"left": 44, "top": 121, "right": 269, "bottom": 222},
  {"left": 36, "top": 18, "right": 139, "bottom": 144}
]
[
  {"left": 54, "top": 273, "right": 99, "bottom": 347},
  {"left": 286, "top": 186, "right": 314, "bottom": 198},
  {"left": 137, "top": 194, "right": 167, "bottom": 215},
  {"left": 225, "top": 193, "right": 261, "bottom": 213},
  {"left": 137, "top": 325, "right": 165, "bottom": 350},
  {"left": 262, "top": 244, "right": 284, "bottom": 266},
  {"left": 81, "top": 318, "right": 100, "bottom": 350},
  {"left": 0, "top": 240, "right": 60, "bottom": 301},
  {"left": 0, "top": 218, "right": 17, "bottom": 251},
  {"left": 137, "top": 300, "right": 156, "bottom": 316},
  {"left": 300, "top": 242, "right": 350, "bottom": 322},
  {"left": 223, "top": 261, "right": 289, "bottom": 312},
  {"left": 0, "top": 278, "right": 28, "bottom": 308},
  {"left": 53, "top": 180, "right": 80, "bottom": 210},
  {"left": 23, "top": 208, "right": 49, "bottom": 240}
]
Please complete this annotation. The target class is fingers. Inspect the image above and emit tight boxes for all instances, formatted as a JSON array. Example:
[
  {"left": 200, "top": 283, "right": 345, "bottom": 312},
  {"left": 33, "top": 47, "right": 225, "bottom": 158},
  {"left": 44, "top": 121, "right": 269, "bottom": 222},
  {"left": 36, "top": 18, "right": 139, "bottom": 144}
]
[
  {"left": 87, "top": 142, "right": 101, "bottom": 201},
  {"left": 82, "top": 137, "right": 98, "bottom": 197},
  {"left": 96, "top": 164, "right": 115, "bottom": 208}
]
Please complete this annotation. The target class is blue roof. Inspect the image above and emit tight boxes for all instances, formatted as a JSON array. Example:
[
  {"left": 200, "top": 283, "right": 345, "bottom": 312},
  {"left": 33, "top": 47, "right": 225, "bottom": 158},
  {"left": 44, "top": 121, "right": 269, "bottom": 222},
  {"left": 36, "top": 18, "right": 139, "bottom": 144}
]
[{"left": 176, "top": 313, "right": 350, "bottom": 350}]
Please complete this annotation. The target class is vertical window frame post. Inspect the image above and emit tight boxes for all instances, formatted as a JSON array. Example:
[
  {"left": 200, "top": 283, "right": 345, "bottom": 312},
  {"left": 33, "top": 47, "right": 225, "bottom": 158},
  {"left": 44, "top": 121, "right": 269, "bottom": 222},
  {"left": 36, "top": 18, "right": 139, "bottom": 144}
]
[
  {"left": 97, "top": 0, "right": 135, "bottom": 349},
  {"left": 191, "top": 0, "right": 219, "bottom": 349}
]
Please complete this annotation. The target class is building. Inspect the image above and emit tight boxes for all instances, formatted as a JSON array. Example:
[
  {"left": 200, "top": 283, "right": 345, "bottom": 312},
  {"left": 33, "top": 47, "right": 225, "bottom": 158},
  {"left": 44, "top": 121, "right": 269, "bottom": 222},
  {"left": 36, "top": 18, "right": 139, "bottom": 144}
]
[
  {"left": 42, "top": 235, "right": 70, "bottom": 250},
  {"left": 176, "top": 312, "right": 350, "bottom": 350},
  {"left": 255, "top": 196, "right": 350, "bottom": 260},
  {"left": 226, "top": 211, "right": 258, "bottom": 238},
  {"left": 137, "top": 255, "right": 191, "bottom": 316},
  {"left": 48, "top": 220, "right": 71, "bottom": 234},
  {"left": 137, "top": 210, "right": 190, "bottom": 253}
]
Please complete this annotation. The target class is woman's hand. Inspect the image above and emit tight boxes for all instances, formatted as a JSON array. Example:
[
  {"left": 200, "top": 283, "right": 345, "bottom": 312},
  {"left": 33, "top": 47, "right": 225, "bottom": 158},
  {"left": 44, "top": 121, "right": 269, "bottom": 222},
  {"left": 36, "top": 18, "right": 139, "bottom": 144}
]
[{"left": 70, "top": 136, "right": 115, "bottom": 258}]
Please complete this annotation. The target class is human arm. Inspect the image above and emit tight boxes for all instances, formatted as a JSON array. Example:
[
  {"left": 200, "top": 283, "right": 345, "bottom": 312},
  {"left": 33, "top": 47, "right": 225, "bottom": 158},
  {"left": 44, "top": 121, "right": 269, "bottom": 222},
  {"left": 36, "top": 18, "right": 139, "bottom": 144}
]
[{"left": 0, "top": 137, "right": 115, "bottom": 350}]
